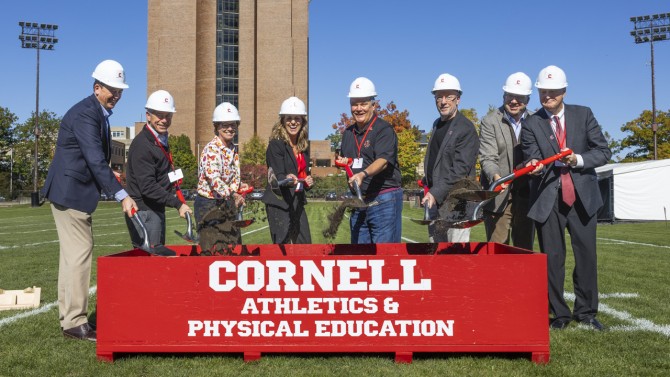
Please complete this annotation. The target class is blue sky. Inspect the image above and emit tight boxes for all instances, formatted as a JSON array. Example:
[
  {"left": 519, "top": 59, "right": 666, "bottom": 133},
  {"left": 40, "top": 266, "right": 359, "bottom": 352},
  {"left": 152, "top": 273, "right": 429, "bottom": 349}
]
[{"left": 2, "top": 1, "right": 669, "bottom": 151}]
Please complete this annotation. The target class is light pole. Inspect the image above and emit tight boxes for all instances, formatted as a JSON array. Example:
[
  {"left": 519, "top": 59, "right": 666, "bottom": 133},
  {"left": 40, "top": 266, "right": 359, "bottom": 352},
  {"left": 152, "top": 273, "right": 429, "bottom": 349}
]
[
  {"left": 630, "top": 13, "right": 669, "bottom": 160},
  {"left": 18, "top": 21, "right": 58, "bottom": 206}
]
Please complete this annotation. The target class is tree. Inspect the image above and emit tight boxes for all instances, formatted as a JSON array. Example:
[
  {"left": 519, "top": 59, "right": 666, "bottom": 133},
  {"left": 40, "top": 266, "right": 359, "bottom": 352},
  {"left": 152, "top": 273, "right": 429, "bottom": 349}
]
[
  {"left": 11, "top": 110, "right": 61, "bottom": 193},
  {"left": 616, "top": 109, "right": 670, "bottom": 161},
  {"left": 0, "top": 107, "right": 18, "bottom": 198},
  {"left": 169, "top": 134, "right": 198, "bottom": 189},
  {"left": 397, "top": 129, "right": 422, "bottom": 186},
  {"left": 325, "top": 112, "right": 351, "bottom": 151},
  {"left": 240, "top": 134, "right": 267, "bottom": 165}
]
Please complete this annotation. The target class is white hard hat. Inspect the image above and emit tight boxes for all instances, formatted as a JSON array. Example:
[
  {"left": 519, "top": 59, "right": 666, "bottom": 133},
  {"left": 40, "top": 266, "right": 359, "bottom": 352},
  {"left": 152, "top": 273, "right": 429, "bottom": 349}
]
[
  {"left": 347, "top": 77, "right": 377, "bottom": 98},
  {"left": 535, "top": 65, "right": 568, "bottom": 89},
  {"left": 91, "top": 59, "right": 129, "bottom": 89},
  {"left": 145, "top": 90, "right": 176, "bottom": 113},
  {"left": 212, "top": 102, "right": 240, "bottom": 122},
  {"left": 279, "top": 96, "right": 307, "bottom": 115},
  {"left": 432, "top": 73, "right": 461, "bottom": 93},
  {"left": 503, "top": 72, "right": 532, "bottom": 95}
]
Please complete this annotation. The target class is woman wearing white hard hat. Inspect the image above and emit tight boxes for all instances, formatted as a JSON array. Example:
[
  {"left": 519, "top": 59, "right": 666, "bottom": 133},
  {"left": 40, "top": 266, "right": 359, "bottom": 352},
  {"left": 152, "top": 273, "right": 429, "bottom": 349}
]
[
  {"left": 262, "top": 96, "right": 313, "bottom": 244},
  {"left": 194, "top": 102, "right": 250, "bottom": 252}
]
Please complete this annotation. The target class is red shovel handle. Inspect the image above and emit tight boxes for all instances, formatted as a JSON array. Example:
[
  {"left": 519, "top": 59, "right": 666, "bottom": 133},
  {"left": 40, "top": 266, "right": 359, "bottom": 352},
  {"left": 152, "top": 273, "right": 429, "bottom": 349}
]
[
  {"left": 334, "top": 158, "right": 354, "bottom": 178},
  {"left": 237, "top": 186, "right": 254, "bottom": 196},
  {"left": 514, "top": 148, "right": 573, "bottom": 178}
]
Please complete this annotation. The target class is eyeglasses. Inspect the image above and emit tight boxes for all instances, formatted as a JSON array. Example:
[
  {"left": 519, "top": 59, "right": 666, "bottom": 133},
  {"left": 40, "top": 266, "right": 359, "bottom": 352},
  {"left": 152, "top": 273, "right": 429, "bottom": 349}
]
[
  {"left": 538, "top": 89, "right": 565, "bottom": 97},
  {"left": 350, "top": 101, "right": 374, "bottom": 109},
  {"left": 215, "top": 122, "right": 238, "bottom": 130},
  {"left": 434, "top": 94, "right": 458, "bottom": 102},
  {"left": 504, "top": 94, "right": 528, "bottom": 103}
]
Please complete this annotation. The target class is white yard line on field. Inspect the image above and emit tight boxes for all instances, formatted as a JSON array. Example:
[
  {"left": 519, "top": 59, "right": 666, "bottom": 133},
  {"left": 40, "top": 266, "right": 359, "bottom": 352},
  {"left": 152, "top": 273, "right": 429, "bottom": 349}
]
[
  {"left": 0, "top": 287, "right": 97, "bottom": 328},
  {"left": 596, "top": 237, "right": 670, "bottom": 249},
  {"left": 564, "top": 292, "right": 670, "bottom": 337}
]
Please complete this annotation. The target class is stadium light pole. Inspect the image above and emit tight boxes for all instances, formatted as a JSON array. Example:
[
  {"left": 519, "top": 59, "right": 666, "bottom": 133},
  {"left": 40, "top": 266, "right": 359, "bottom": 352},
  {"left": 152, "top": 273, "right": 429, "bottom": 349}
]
[
  {"left": 18, "top": 21, "right": 59, "bottom": 207},
  {"left": 630, "top": 13, "right": 670, "bottom": 160}
]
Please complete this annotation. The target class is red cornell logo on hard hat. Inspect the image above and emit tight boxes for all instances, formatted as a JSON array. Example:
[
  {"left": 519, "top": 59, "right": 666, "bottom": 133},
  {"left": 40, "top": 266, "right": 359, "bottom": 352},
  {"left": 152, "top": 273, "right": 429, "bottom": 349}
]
[
  {"left": 516, "top": 80, "right": 521, "bottom": 85},
  {"left": 355, "top": 84, "right": 360, "bottom": 89},
  {"left": 164, "top": 98, "right": 169, "bottom": 103},
  {"left": 227, "top": 108, "right": 231, "bottom": 113},
  {"left": 547, "top": 74, "right": 553, "bottom": 79},
  {"left": 440, "top": 78, "right": 445, "bottom": 83},
  {"left": 117, "top": 72, "right": 123, "bottom": 78}
]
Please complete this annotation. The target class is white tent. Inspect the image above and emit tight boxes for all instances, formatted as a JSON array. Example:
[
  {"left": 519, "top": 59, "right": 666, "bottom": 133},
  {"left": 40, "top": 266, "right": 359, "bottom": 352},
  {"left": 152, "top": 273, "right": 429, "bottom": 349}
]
[{"left": 595, "top": 159, "right": 670, "bottom": 221}]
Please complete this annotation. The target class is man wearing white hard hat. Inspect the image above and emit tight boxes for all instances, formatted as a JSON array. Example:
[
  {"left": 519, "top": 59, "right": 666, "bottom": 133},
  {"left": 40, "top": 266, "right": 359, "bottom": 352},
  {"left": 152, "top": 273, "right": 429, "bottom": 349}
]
[
  {"left": 336, "top": 77, "right": 403, "bottom": 244},
  {"left": 478, "top": 72, "right": 535, "bottom": 250},
  {"left": 124, "top": 90, "right": 192, "bottom": 253},
  {"left": 41, "top": 60, "right": 138, "bottom": 341},
  {"left": 421, "top": 73, "right": 479, "bottom": 242},
  {"left": 262, "top": 96, "right": 314, "bottom": 244},
  {"left": 521, "top": 65, "right": 611, "bottom": 331}
]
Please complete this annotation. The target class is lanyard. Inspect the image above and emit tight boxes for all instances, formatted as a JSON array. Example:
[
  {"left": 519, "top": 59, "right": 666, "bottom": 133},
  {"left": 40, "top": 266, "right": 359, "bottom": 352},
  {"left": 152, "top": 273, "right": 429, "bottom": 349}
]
[
  {"left": 146, "top": 125, "right": 185, "bottom": 203},
  {"left": 352, "top": 115, "right": 378, "bottom": 158},
  {"left": 147, "top": 125, "right": 174, "bottom": 169}
]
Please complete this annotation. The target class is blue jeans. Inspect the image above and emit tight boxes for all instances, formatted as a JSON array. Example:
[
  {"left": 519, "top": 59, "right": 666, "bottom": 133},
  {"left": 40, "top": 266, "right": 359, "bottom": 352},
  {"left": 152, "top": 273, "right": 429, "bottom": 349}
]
[{"left": 350, "top": 188, "right": 403, "bottom": 244}]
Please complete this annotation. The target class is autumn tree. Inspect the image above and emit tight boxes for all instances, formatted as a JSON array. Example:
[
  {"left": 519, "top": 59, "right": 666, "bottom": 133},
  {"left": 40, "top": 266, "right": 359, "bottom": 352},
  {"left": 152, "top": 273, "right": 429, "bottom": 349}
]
[
  {"left": 397, "top": 129, "right": 422, "bottom": 186},
  {"left": 615, "top": 109, "right": 670, "bottom": 161},
  {"left": 168, "top": 134, "right": 198, "bottom": 189},
  {"left": 239, "top": 134, "right": 268, "bottom": 190},
  {"left": 0, "top": 107, "right": 18, "bottom": 198},
  {"left": 11, "top": 110, "right": 61, "bottom": 193}
]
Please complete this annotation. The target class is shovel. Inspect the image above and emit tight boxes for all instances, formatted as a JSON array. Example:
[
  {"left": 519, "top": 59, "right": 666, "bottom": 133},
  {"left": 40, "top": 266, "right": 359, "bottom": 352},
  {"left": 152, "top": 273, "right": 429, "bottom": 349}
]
[
  {"left": 334, "top": 158, "right": 367, "bottom": 209},
  {"left": 410, "top": 180, "right": 435, "bottom": 225},
  {"left": 174, "top": 212, "right": 198, "bottom": 243},
  {"left": 232, "top": 186, "right": 255, "bottom": 228},
  {"left": 130, "top": 208, "right": 176, "bottom": 256},
  {"left": 440, "top": 148, "right": 574, "bottom": 229},
  {"left": 267, "top": 167, "right": 304, "bottom": 200}
]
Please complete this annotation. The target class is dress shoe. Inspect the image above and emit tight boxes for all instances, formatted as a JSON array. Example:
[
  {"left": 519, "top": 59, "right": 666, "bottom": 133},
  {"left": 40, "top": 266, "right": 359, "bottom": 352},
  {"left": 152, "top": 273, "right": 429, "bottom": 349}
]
[
  {"left": 579, "top": 317, "right": 606, "bottom": 331},
  {"left": 549, "top": 317, "right": 571, "bottom": 330},
  {"left": 63, "top": 323, "right": 97, "bottom": 342}
]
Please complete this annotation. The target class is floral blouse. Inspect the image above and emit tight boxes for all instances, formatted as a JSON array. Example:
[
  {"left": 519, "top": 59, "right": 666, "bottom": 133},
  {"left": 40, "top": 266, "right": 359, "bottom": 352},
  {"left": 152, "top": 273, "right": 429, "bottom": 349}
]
[{"left": 197, "top": 136, "right": 241, "bottom": 199}]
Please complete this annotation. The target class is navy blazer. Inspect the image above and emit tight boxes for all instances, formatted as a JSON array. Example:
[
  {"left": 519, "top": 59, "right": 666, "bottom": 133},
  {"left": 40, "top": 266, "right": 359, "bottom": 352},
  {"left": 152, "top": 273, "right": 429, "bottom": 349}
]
[
  {"left": 42, "top": 94, "right": 123, "bottom": 214},
  {"left": 521, "top": 104, "right": 611, "bottom": 223}
]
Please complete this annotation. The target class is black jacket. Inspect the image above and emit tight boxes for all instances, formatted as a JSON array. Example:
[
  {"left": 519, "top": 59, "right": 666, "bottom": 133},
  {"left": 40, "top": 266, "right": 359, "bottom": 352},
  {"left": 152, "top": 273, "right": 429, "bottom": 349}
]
[{"left": 126, "top": 125, "right": 183, "bottom": 213}]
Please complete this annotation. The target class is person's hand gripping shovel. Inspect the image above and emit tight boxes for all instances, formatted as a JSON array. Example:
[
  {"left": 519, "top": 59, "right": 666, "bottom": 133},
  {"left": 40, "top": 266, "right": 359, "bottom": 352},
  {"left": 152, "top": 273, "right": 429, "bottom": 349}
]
[
  {"left": 130, "top": 208, "right": 177, "bottom": 256},
  {"left": 232, "top": 186, "right": 255, "bottom": 228},
  {"left": 267, "top": 167, "right": 305, "bottom": 200},
  {"left": 410, "top": 180, "right": 435, "bottom": 225},
  {"left": 173, "top": 189, "right": 198, "bottom": 243},
  {"left": 334, "top": 157, "right": 367, "bottom": 209},
  {"left": 442, "top": 148, "right": 574, "bottom": 229}
]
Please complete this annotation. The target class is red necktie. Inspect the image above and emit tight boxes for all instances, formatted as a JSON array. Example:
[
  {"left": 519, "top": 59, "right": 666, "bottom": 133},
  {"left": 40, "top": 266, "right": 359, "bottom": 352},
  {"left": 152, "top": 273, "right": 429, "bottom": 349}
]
[{"left": 553, "top": 116, "right": 575, "bottom": 207}]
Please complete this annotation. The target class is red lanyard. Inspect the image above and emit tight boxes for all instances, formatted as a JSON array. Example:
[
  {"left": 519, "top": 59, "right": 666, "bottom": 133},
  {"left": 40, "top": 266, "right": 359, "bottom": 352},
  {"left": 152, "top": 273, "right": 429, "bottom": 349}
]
[
  {"left": 352, "top": 115, "right": 377, "bottom": 158},
  {"left": 147, "top": 125, "right": 174, "bottom": 169},
  {"left": 146, "top": 125, "right": 185, "bottom": 203}
]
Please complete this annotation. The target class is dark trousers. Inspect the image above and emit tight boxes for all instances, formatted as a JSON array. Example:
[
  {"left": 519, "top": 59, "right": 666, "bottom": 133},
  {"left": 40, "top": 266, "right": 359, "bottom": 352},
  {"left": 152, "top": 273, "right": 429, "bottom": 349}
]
[{"left": 536, "top": 196, "right": 599, "bottom": 321}]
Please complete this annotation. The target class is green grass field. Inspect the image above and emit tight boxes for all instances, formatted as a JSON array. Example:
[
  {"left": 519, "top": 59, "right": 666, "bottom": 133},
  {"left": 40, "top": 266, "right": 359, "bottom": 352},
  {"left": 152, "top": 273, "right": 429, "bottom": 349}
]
[{"left": 1, "top": 201, "right": 669, "bottom": 377}]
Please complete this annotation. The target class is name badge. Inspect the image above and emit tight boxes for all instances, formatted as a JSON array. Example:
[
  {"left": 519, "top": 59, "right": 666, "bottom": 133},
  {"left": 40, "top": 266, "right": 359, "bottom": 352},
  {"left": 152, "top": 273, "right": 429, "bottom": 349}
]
[
  {"left": 168, "top": 168, "right": 184, "bottom": 183},
  {"left": 352, "top": 158, "right": 363, "bottom": 169}
]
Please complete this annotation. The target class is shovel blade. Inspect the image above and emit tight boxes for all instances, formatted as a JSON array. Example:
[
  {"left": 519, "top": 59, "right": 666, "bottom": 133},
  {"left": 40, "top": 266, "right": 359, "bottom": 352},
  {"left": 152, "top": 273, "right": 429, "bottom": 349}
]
[
  {"left": 174, "top": 230, "right": 198, "bottom": 243},
  {"left": 437, "top": 219, "right": 484, "bottom": 229},
  {"left": 232, "top": 219, "right": 255, "bottom": 228}
]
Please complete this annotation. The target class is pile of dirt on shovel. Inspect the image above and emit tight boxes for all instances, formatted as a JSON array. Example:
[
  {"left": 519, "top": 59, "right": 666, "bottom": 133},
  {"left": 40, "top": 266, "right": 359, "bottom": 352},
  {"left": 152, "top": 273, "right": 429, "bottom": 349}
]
[
  {"left": 322, "top": 198, "right": 366, "bottom": 240},
  {"left": 197, "top": 202, "right": 242, "bottom": 256},
  {"left": 445, "top": 177, "right": 481, "bottom": 212}
]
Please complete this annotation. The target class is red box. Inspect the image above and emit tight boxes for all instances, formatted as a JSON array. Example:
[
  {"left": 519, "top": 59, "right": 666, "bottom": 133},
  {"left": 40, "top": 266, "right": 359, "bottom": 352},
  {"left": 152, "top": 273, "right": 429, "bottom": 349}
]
[{"left": 96, "top": 242, "right": 549, "bottom": 364}]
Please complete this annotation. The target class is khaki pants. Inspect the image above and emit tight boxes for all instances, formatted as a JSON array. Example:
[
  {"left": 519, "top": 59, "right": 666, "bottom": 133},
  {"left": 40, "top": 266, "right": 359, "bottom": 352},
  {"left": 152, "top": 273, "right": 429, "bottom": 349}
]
[
  {"left": 51, "top": 203, "right": 93, "bottom": 330},
  {"left": 484, "top": 196, "right": 535, "bottom": 250}
]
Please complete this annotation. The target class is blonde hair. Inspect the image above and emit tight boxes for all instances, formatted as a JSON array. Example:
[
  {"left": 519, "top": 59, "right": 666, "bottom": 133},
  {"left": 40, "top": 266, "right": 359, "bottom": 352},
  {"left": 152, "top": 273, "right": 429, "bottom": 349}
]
[{"left": 269, "top": 115, "right": 309, "bottom": 152}]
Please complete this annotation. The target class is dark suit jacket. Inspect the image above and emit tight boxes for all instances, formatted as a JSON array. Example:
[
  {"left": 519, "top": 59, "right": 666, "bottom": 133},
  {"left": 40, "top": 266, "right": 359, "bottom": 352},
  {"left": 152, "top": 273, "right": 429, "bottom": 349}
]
[
  {"left": 262, "top": 139, "right": 310, "bottom": 209},
  {"left": 42, "top": 94, "right": 123, "bottom": 214},
  {"left": 424, "top": 111, "right": 479, "bottom": 215},
  {"left": 262, "top": 138, "right": 311, "bottom": 242},
  {"left": 521, "top": 104, "right": 611, "bottom": 223}
]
